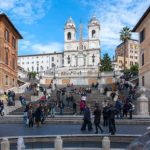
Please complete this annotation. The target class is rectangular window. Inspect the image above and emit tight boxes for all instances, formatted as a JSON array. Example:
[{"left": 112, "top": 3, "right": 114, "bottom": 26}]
[
  {"left": 5, "top": 48, "right": 9, "bottom": 65},
  {"left": 12, "top": 55, "right": 15, "bottom": 70},
  {"left": 142, "top": 53, "right": 144, "bottom": 66},
  {"left": 12, "top": 37, "right": 16, "bottom": 49},
  {"left": 5, "top": 29, "right": 9, "bottom": 42},
  {"left": 130, "top": 61, "right": 133, "bottom": 65},
  {"left": 140, "top": 29, "right": 145, "bottom": 43},
  {"left": 52, "top": 57, "right": 54, "bottom": 61},
  {"left": 130, "top": 44, "right": 133, "bottom": 49},
  {"left": 142, "top": 76, "right": 145, "bottom": 86},
  {"left": 5, "top": 75, "right": 8, "bottom": 85},
  {"left": 52, "top": 63, "right": 55, "bottom": 67}
]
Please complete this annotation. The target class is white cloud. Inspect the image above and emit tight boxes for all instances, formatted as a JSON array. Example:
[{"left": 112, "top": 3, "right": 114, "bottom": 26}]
[
  {"left": 31, "top": 42, "right": 63, "bottom": 53},
  {"left": 0, "top": 0, "right": 16, "bottom": 10},
  {"left": 80, "top": 0, "right": 150, "bottom": 55},
  {"left": 19, "top": 40, "right": 63, "bottom": 54},
  {"left": 0, "top": 0, "right": 51, "bottom": 24}
]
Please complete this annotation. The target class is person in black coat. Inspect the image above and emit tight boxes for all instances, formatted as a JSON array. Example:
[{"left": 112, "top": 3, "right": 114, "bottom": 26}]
[
  {"left": 102, "top": 106, "right": 109, "bottom": 127},
  {"left": 107, "top": 104, "right": 118, "bottom": 135},
  {"left": 81, "top": 105, "right": 92, "bottom": 131},
  {"left": 34, "top": 103, "right": 42, "bottom": 127},
  {"left": 93, "top": 106, "right": 103, "bottom": 134}
]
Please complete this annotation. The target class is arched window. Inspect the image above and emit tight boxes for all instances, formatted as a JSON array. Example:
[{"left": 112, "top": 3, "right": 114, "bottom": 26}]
[
  {"left": 13, "top": 78, "right": 15, "bottom": 86},
  {"left": 67, "top": 32, "right": 71, "bottom": 40},
  {"left": 67, "top": 55, "right": 70, "bottom": 64},
  {"left": 5, "top": 75, "right": 8, "bottom": 85},
  {"left": 92, "top": 30, "right": 96, "bottom": 38}
]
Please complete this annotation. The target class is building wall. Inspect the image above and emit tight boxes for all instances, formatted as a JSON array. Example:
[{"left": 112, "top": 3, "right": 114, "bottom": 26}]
[
  {"left": 0, "top": 16, "right": 21, "bottom": 90},
  {"left": 18, "top": 53, "right": 63, "bottom": 72},
  {"left": 116, "top": 39, "right": 139, "bottom": 70},
  {"left": 135, "top": 12, "right": 150, "bottom": 88}
]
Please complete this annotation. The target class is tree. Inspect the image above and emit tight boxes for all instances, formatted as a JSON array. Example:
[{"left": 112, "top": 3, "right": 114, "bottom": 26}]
[
  {"left": 130, "top": 64, "right": 139, "bottom": 75},
  {"left": 120, "top": 26, "right": 131, "bottom": 72},
  {"left": 28, "top": 72, "right": 37, "bottom": 79},
  {"left": 100, "top": 53, "right": 113, "bottom": 72}
]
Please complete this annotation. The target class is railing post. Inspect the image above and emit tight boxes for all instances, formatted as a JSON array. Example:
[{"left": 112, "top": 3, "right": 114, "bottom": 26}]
[
  {"left": 102, "top": 136, "right": 110, "bottom": 150},
  {"left": 1, "top": 138, "right": 10, "bottom": 150},
  {"left": 17, "top": 137, "right": 25, "bottom": 150},
  {"left": 55, "top": 136, "right": 63, "bottom": 150}
]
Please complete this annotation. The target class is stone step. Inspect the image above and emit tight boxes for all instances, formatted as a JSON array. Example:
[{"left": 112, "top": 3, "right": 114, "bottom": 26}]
[{"left": 26, "top": 147, "right": 125, "bottom": 150}]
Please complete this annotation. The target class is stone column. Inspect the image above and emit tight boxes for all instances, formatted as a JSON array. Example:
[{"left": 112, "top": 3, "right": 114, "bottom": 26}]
[
  {"left": 55, "top": 136, "right": 63, "bottom": 150},
  {"left": 136, "top": 87, "right": 149, "bottom": 116},
  {"left": 1, "top": 138, "right": 10, "bottom": 150},
  {"left": 17, "top": 137, "right": 25, "bottom": 150},
  {"left": 102, "top": 136, "right": 110, "bottom": 150}
]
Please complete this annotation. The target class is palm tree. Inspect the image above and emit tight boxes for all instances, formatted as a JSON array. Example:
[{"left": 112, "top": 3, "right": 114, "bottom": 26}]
[{"left": 120, "top": 27, "right": 131, "bottom": 72}]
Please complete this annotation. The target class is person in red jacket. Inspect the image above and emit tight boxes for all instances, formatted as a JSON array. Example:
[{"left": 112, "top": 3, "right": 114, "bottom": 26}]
[{"left": 80, "top": 100, "right": 85, "bottom": 114}]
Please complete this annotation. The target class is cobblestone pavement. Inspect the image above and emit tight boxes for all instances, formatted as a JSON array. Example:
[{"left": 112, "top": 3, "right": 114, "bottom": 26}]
[{"left": 0, "top": 124, "right": 148, "bottom": 137}]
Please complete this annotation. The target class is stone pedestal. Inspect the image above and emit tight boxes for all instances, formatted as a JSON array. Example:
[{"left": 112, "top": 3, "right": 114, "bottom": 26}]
[
  {"left": 136, "top": 87, "right": 149, "bottom": 116},
  {"left": 1, "top": 138, "right": 10, "bottom": 150},
  {"left": 102, "top": 136, "right": 110, "bottom": 150},
  {"left": 55, "top": 136, "right": 63, "bottom": 150}
]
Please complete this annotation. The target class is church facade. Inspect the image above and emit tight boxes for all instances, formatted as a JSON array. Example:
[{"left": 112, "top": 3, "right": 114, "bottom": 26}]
[{"left": 40, "top": 16, "right": 101, "bottom": 85}]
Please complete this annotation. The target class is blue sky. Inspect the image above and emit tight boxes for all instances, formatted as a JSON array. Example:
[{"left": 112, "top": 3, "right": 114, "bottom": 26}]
[{"left": 0, "top": 0, "right": 149, "bottom": 57}]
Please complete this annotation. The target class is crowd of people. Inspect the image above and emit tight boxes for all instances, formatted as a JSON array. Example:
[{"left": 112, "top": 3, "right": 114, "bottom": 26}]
[
  {"left": 80, "top": 102, "right": 119, "bottom": 135},
  {"left": 0, "top": 76, "right": 138, "bottom": 134}
]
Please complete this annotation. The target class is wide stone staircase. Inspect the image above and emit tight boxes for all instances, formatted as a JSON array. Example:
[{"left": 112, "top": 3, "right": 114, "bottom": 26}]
[{"left": 9, "top": 86, "right": 108, "bottom": 115}]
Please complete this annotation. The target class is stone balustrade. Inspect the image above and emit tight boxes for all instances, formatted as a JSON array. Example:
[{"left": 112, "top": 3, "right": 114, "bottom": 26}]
[
  {"left": 7, "top": 82, "right": 30, "bottom": 94},
  {"left": 1, "top": 136, "right": 112, "bottom": 150}
]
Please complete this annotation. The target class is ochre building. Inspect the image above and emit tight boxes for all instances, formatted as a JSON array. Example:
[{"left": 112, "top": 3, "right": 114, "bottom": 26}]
[
  {"left": 132, "top": 6, "right": 150, "bottom": 88},
  {"left": 0, "top": 13, "right": 23, "bottom": 91},
  {"left": 115, "top": 39, "right": 139, "bottom": 70}
]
